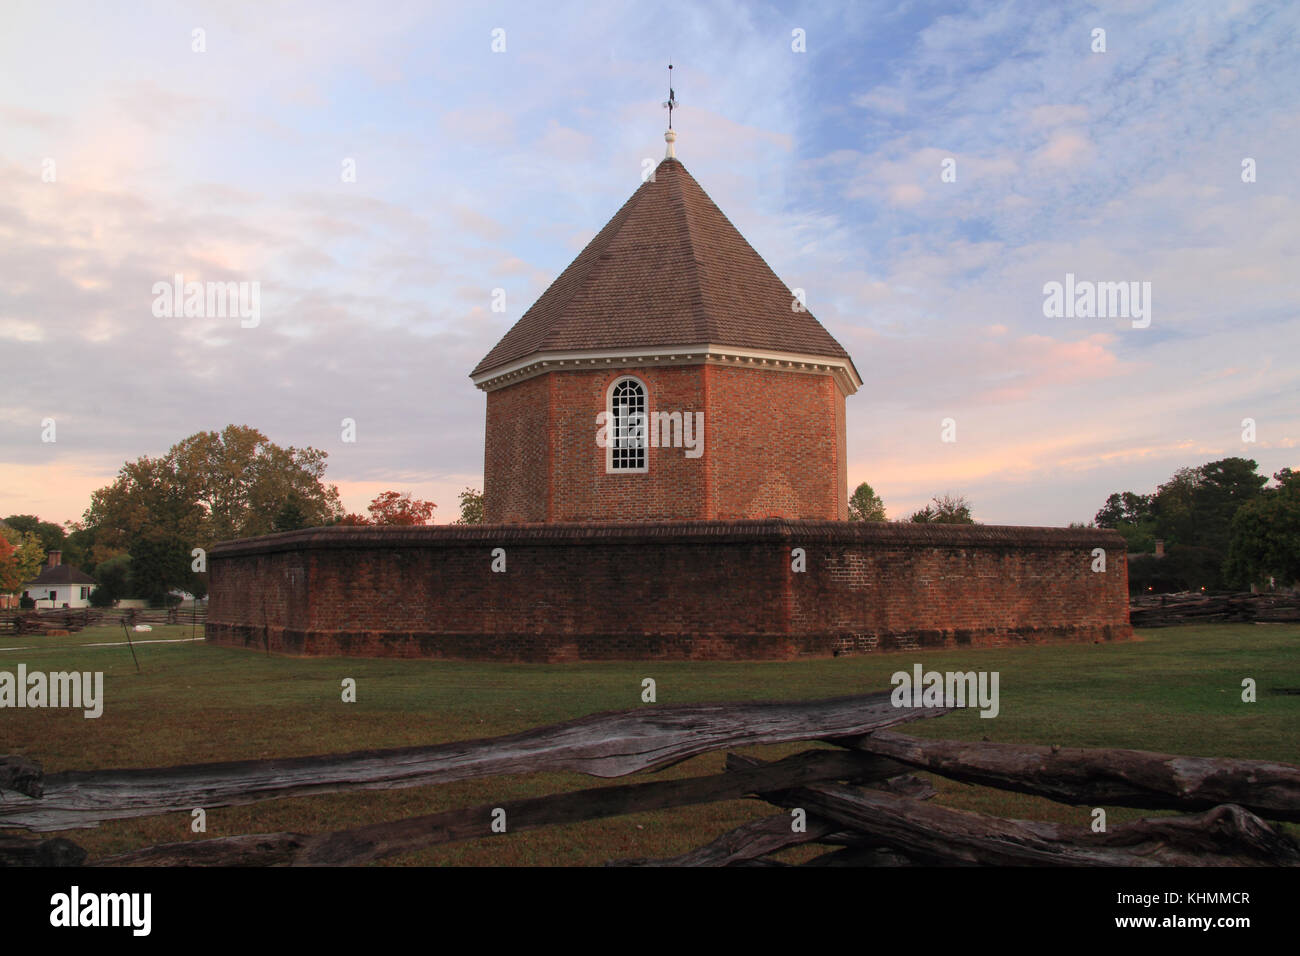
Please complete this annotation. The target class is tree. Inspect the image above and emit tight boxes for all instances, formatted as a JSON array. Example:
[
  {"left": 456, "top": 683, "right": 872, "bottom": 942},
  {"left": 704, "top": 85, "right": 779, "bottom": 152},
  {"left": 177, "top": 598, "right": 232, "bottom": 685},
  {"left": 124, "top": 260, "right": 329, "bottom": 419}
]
[
  {"left": 1225, "top": 468, "right": 1300, "bottom": 588},
  {"left": 332, "top": 513, "right": 373, "bottom": 526},
  {"left": 3, "top": 512, "right": 91, "bottom": 580},
  {"left": 83, "top": 455, "right": 204, "bottom": 599},
  {"left": 83, "top": 426, "right": 345, "bottom": 599},
  {"left": 60, "top": 522, "right": 94, "bottom": 571},
  {"left": 0, "top": 525, "right": 47, "bottom": 585},
  {"left": 1094, "top": 491, "right": 1158, "bottom": 553},
  {"left": 1094, "top": 492, "right": 1154, "bottom": 529},
  {"left": 0, "top": 535, "right": 21, "bottom": 594},
  {"left": 848, "top": 482, "right": 886, "bottom": 522},
  {"left": 129, "top": 535, "right": 190, "bottom": 605},
  {"left": 167, "top": 426, "right": 343, "bottom": 540},
  {"left": 2, "top": 515, "right": 66, "bottom": 557},
  {"left": 90, "top": 554, "right": 131, "bottom": 606},
  {"left": 367, "top": 491, "right": 436, "bottom": 526},
  {"left": 272, "top": 495, "right": 310, "bottom": 532},
  {"left": 1096, "top": 458, "right": 1268, "bottom": 588},
  {"left": 455, "top": 488, "right": 485, "bottom": 525},
  {"left": 1190, "top": 457, "right": 1268, "bottom": 557},
  {"left": 1151, "top": 467, "right": 1200, "bottom": 547},
  {"left": 908, "top": 494, "right": 975, "bottom": 524}
]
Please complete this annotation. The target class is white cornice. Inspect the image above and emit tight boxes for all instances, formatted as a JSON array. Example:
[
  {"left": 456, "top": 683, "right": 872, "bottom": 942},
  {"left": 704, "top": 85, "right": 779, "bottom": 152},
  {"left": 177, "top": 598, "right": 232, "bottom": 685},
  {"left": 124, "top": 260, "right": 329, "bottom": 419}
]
[{"left": 471, "top": 345, "right": 862, "bottom": 395}]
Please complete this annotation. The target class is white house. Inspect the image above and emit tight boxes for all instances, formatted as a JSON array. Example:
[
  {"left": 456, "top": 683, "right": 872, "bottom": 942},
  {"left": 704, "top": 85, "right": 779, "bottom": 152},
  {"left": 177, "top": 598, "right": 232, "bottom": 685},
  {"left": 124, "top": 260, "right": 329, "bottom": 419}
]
[{"left": 22, "top": 551, "right": 97, "bottom": 608}]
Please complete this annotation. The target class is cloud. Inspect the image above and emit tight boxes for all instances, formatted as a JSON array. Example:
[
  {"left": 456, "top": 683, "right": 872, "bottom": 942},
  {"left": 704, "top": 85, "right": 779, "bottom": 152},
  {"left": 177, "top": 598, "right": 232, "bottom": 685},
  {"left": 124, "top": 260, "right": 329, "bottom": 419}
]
[
  {"left": 441, "top": 108, "right": 516, "bottom": 148},
  {"left": 0, "top": 0, "right": 1296, "bottom": 533},
  {"left": 0, "top": 319, "right": 44, "bottom": 343},
  {"left": 1033, "top": 131, "right": 1091, "bottom": 167},
  {"left": 852, "top": 87, "right": 907, "bottom": 115}
]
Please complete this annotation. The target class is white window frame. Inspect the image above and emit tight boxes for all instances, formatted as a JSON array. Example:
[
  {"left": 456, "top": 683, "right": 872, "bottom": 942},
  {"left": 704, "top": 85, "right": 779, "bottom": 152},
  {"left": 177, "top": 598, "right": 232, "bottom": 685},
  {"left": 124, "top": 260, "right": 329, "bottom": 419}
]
[{"left": 605, "top": 375, "right": 649, "bottom": 474}]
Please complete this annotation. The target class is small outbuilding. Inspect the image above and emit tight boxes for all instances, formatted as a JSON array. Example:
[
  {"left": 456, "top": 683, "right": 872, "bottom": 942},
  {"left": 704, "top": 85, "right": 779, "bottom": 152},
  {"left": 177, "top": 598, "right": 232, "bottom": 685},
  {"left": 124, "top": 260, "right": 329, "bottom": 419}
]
[{"left": 22, "top": 551, "right": 97, "bottom": 608}]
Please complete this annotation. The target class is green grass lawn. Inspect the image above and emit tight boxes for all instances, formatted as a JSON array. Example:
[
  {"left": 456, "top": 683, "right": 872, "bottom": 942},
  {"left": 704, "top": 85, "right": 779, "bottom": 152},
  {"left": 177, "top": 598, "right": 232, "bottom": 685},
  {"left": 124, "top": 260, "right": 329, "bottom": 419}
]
[{"left": 0, "top": 623, "right": 1296, "bottom": 865}]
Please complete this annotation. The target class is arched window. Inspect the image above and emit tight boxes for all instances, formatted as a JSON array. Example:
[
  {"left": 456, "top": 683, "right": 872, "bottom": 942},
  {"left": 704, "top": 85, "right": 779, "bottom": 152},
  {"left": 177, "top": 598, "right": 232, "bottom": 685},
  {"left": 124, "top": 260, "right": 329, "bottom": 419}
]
[{"left": 607, "top": 376, "right": 647, "bottom": 473}]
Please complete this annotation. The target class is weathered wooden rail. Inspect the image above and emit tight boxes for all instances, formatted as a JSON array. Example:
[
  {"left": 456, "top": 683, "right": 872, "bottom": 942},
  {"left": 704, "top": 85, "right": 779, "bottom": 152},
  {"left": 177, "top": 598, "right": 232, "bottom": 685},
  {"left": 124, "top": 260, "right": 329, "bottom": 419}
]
[
  {"left": 1, "top": 609, "right": 105, "bottom": 636},
  {"left": 0, "top": 692, "right": 934, "bottom": 832},
  {"left": 2, "top": 692, "right": 1297, "bottom": 867},
  {"left": 1130, "top": 591, "right": 1300, "bottom": 627},
  {"left": 0, "top": 605, "right": 206, "bottom": 636}
]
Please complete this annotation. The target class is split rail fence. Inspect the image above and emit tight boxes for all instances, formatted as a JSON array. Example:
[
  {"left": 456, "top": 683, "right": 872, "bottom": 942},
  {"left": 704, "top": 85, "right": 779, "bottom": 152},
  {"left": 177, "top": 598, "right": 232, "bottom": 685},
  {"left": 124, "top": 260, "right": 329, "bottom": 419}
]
[
  {"left": 1128, "top": 591, "right": 1300, "bottom": 627},
  {"left": 0, "top": 605, "right": 206, "bottom": 636},
  {"left": 1, "top": 692, "right": 1297, "bottom": 867}
]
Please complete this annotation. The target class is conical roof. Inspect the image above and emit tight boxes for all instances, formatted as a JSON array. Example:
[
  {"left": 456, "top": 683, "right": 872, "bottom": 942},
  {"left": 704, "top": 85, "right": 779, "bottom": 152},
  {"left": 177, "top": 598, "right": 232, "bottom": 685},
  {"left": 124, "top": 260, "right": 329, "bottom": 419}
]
[{"left": 471, "top": 158, "right": 855, "bottom": 381}]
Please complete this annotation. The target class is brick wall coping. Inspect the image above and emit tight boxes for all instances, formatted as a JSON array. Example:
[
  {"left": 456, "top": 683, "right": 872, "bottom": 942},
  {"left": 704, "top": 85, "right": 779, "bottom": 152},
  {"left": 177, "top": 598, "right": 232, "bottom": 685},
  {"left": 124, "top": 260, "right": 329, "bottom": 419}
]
[{"left": 210, "top": 519, "right": 1125, "bottom": 558}]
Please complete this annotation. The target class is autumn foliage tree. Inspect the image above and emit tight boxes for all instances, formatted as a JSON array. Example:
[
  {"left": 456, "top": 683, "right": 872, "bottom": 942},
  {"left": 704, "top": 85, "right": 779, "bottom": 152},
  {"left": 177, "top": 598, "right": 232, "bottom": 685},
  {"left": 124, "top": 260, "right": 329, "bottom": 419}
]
[
  {"left": 366, "top": 491, "right": 436, "bottom": 525},
  {"left": 0, "top": 535, "right": 22, "bottom": 595},
  {"left": 83, "top": 425, "right": 344, "bottom": 600},
  {"left": 0, "top": 524, "right": 45, "bottom": 586},
  {"left": 329, "top": 492, "right": 437, "bottom": 526},
  {"left": 333, "top": 512, "right": 373, "bottom": 526}
]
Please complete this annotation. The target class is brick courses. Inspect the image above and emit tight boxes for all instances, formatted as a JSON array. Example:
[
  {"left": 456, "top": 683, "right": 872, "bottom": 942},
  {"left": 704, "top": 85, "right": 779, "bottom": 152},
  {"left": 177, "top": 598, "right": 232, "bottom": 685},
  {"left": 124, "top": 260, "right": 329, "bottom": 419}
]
[
  {"left": 484, "top": 364, "right": 847, "bottom": 522},
  {"left": 205, "top": 520, "right": 1133, "bottom": 661}
]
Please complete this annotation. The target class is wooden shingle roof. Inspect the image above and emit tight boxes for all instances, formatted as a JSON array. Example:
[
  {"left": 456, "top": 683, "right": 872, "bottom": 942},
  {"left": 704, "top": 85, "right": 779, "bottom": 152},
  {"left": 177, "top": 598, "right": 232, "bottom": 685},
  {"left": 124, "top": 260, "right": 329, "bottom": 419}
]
[
  {"left": 24, "top": 563, "right": 96, "bottom": 587},
  {"left": 471, "top": 158, "right": 853, "bottom": 379}
]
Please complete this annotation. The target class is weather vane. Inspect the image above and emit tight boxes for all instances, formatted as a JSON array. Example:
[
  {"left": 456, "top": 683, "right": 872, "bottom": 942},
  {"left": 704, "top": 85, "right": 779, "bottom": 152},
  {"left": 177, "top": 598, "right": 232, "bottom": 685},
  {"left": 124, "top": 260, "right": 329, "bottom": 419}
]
[{"left": 662, "top": 63, "right": 677, "bottom": 129}]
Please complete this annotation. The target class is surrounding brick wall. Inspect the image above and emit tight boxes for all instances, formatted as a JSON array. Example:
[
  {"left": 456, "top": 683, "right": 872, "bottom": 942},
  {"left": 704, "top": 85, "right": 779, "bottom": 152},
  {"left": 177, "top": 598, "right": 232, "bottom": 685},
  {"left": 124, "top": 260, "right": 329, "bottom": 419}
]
[
  {"left": 206, "top": 521, "right": 1132, "bottom": 661},
  {"left": 483, "top": 364, "right": 847, "bottom": 523}
]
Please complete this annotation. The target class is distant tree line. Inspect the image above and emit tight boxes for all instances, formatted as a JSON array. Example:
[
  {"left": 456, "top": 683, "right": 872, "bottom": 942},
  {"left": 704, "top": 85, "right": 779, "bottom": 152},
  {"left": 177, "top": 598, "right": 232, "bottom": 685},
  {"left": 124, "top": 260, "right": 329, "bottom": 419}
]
[
  {"left": 1093, "top": 457, "right": 1297, "bottom": 593},
  {"left": 848, "top": 483, "right": 975, "bottom": 525},
  {"left": 849, "top": 459, "right": 1298, "bottom": 594},
  {"left": 0, "top": 425, "right": 493, "bottom": 609}
]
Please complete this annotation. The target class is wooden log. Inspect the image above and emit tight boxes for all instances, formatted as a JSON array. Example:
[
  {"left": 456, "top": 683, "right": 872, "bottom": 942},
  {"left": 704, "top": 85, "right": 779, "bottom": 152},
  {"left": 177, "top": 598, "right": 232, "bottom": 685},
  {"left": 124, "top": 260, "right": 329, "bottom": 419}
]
[
  {"left": 0, "top": 692, "right": 942, "bottom": 832},
  {"left": 1129, "top": 592, "right": 1300, "bottom": 627},
  {"left": 0, "top": 834, "right": 87, "bottom": 867},
  {"left": 96, "top": 749, "right": 899, "bottom": 866},
  {"left": 841, "top": 731, "right": 1300, "bottom": 822},
  {"left": 740, "top": 771, "right": 1300, "bottom": 866},
  {"left": 0, "top": 756, "right": 43, "bottom": 798},
  {"left": 869, "top": 773, "right": 937, "bottom": 801},
  {"left": 609, "top": 813, "right": 840, "bottom": 867}
]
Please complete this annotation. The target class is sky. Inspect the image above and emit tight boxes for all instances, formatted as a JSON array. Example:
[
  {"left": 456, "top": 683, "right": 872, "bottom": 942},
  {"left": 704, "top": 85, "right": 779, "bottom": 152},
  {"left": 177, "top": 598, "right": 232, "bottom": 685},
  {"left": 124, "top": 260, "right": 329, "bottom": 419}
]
[{"left": 1, "top": 0, "right": 1297, "bottom": 529}]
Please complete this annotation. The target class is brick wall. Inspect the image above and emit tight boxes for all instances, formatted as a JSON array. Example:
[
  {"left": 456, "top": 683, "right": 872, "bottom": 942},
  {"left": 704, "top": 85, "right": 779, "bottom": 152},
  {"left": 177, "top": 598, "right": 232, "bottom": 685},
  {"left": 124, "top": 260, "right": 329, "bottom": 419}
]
[
  {"left": 548, "top": 365, "right": 709, "bottom": 521},
  {"left": 206, "top": 521, "right": 1133, "bottom": 661},
  {"left": 483, "top": 374, "right": 551, "bottom": 523},
  {"left": 703, "top": 365, "right": 844, "bottom": 520},
  {"left": 482, "top": 364, "right": 847, "bottom": 523}
]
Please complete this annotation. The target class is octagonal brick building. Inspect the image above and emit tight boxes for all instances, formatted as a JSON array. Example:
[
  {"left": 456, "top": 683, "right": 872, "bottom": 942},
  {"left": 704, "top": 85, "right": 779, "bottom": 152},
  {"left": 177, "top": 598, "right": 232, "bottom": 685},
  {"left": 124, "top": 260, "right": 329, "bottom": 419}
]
[
  {"left": 470, "top": 145, "right": 862, "bottom": 523},
  {"left": 205, "top": 137, "right": 1134, "bottom": 661}
]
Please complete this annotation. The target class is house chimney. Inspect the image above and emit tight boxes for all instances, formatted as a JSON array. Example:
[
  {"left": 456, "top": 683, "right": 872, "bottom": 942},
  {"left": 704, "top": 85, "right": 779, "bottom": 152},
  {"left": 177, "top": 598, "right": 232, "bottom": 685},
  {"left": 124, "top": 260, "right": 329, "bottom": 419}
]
[
  {"left": 48, "top": 550, "right": 62, "bottom": 567},
  {"left": 1154, "top": 539, "right": 1165, "bottom": 558}
]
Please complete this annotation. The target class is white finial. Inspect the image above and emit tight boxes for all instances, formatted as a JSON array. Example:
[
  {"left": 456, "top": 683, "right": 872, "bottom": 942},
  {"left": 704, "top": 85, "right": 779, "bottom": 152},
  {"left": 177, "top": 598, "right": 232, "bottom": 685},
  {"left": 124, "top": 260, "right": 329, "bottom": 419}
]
[{"left": 665, "top": 129, "right": 677, "bottom": 159}]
